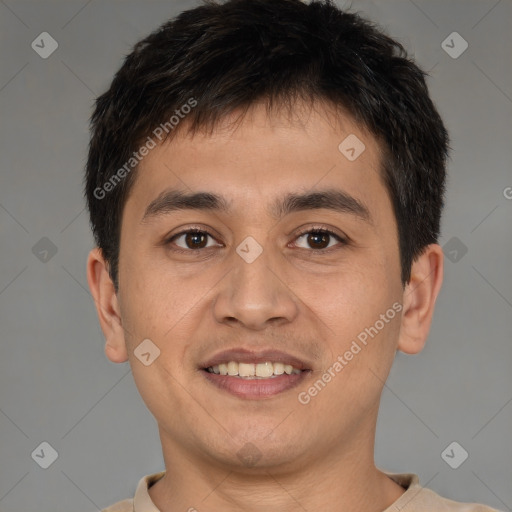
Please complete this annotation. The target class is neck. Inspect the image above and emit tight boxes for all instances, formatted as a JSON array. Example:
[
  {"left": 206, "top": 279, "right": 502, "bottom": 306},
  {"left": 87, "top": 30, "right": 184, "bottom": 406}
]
[{"left": 148, "top": 420, "right": 405, "bottom": 512}]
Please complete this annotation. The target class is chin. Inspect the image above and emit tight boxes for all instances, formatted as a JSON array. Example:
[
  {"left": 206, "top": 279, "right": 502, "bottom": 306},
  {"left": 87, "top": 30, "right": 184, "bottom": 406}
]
[{"left": 201, "top": 427, "right": 309, "bottom": 472}]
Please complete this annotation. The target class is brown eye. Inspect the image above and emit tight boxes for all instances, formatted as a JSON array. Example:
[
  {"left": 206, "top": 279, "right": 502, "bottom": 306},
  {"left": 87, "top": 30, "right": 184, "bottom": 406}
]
[
  {"left": 305, "top": 232, "right": 330, "bottom": 249},
  {"left": 183, "top": 231, "right": 208, "bottom": 249},
  {"left": 168, "top": 229, "right": 220, "bottom": 251},
  {"left": 293, "top": 228, "right": 347, "bottom": 251}
]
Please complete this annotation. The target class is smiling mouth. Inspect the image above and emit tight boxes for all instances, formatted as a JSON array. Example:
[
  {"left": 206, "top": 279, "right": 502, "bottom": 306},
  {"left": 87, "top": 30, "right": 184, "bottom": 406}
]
[
  {"left": 201, "top": 360, "right": 311, "bottom": 399},
  {"left": 205, "top": 361, "right": 302, "bottom": 379}
]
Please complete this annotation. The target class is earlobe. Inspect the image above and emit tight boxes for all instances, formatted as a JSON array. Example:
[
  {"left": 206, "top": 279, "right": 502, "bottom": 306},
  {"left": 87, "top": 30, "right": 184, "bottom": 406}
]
[
  {"left": 86, "top": 248, "right": 129, "bottom": 363},
  {"left": 397, "top": 244, "right": 444, "bottom": 355}
]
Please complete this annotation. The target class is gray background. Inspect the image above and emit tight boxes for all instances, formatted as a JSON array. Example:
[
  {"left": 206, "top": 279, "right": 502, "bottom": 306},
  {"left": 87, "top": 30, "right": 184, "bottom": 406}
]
[{"left": 0, "top": 0, "right": 511, "bottom": 511}]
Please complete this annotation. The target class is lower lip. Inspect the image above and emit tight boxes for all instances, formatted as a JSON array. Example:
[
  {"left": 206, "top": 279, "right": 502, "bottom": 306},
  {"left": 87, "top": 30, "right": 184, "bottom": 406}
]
[{"left": 202, "top": 370, "right": 309, "bottom": 399}]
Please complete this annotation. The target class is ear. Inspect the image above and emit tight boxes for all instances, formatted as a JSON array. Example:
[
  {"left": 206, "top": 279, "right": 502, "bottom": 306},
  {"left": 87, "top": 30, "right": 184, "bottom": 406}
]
[
  {"left": 86, "top": 247, "right": 128, "bottom": 363},
  {"left": 397, "top": 244, "right": 444, "bottom": 355}
]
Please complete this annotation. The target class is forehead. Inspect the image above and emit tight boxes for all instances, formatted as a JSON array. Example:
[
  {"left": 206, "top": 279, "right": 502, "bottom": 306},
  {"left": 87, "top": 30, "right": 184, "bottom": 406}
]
[{"left": 124, "top": 100, "right": 389, "bottom": 222}]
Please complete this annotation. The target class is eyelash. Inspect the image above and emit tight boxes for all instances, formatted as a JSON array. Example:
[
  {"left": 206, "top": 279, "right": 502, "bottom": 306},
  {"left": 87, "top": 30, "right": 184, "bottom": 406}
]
[{"left": 165, "top": 225, "right": 348, "bottom": 254}]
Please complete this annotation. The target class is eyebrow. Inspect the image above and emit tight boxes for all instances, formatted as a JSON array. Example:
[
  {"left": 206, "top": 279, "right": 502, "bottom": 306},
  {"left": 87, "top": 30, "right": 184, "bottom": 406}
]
[{"left": 141, "top": 188, "right": 372, "bottom": 224}]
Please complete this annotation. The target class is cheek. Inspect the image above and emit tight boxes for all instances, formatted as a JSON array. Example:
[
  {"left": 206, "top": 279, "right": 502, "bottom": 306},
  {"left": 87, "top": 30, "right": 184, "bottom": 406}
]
[
  {"left": 118, "top": 247, "right": 177, "bottom": 327},
  {"left": 129, "top": 361, "right": 194, "bottom": 439},
  {"left": 310, "top": 262, "right": 392, "bottom": 326},
  {"left": 304, "top": 256, "right": 401, "bottom": 372},
  {"left": 302, "top": 277, "right": 402, "bottom": 416},
  {"left": 118, "top": 261, "right": 207, "bottom": 377}
]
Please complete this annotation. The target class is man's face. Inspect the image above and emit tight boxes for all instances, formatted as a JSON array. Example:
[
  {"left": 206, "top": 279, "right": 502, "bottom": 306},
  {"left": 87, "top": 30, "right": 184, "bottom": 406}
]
[{"left": 115, "top": 102, "right": 404, "bottom": 470}]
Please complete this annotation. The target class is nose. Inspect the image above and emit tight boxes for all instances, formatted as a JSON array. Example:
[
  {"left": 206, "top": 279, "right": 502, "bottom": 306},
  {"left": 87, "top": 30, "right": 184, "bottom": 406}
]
[{"left": 212, "top": 242, "right": 299, "bottom": 330}]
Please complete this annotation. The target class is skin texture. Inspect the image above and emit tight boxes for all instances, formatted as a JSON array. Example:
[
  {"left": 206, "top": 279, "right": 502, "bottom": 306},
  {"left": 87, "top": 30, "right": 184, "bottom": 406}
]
[{"left": 87, "top": 100, "right": 444, "bottom": 512}]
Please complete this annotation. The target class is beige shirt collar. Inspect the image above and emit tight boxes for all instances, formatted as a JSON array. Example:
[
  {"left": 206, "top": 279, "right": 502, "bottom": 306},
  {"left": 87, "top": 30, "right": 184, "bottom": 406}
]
[
  {"left": 132, "top": 471, "right": 421, "bottom": 512},
  {"left": 133, "top": 471, "right": 165, "bottom": 512}
]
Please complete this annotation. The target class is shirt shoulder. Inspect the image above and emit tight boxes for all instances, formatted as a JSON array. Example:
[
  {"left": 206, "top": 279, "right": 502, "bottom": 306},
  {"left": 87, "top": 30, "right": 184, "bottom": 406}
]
[
  {"left": 408, "top": 486, "right": 502, "bottom": 511},
  {"left": 101, "top": 471, "right": 165, "bottom": 512},
  {"left": 384, "top": 472, "right": 502, "bottom": 512},
  {"left": 101, "top": 498, "right": 133, "bottom": 512}
]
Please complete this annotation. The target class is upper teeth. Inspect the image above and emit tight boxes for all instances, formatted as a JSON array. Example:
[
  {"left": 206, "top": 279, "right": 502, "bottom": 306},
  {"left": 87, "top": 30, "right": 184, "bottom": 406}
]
[{"left": 207, "top": 361, "right": 301, "bottom": 377}]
